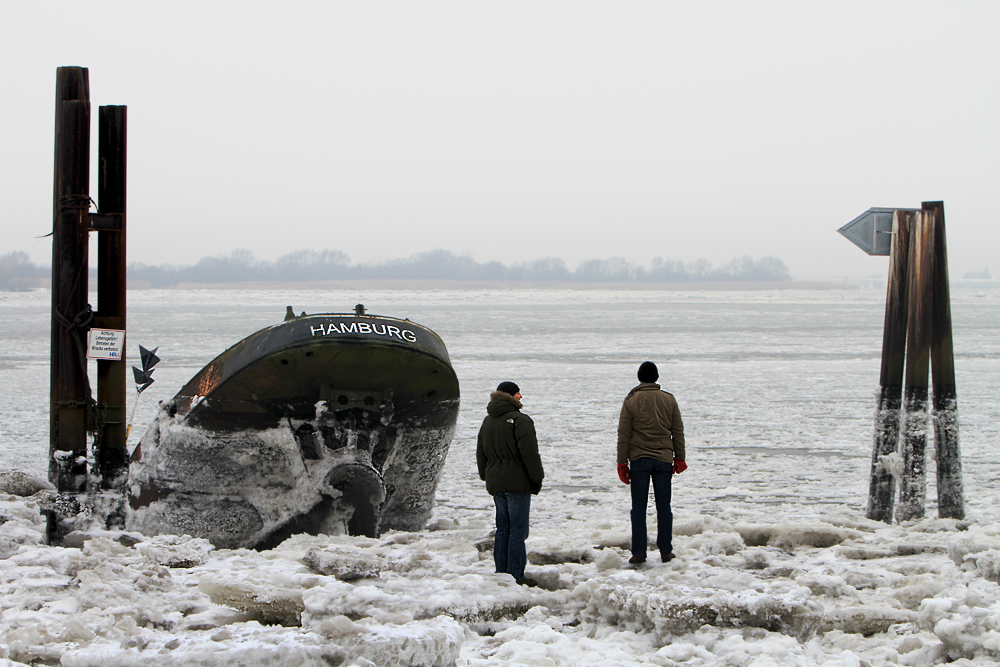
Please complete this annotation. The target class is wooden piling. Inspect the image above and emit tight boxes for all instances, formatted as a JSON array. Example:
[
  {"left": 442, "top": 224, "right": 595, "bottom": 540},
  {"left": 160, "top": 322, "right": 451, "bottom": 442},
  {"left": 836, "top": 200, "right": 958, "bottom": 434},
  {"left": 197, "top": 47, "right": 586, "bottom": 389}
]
[
  {"left": 896, "top": 210, "right": 934, "bottom": 522},
  {"left": 924, "top": 201, "right": 964, "bottom": 519},
  {"left": 49, "top": 67, "right": 92, "bottom": 493},
  {"left": 94, "top": 105, "right": 128, "bottom": 487},
  {"left": 866, "top": 210, "right": 911, "bottom": 522}
]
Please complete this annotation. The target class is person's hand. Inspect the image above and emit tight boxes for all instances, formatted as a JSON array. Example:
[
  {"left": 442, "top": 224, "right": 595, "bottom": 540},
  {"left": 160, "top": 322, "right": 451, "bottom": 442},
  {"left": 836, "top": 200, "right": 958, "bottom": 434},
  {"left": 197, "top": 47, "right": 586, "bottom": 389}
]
[
  {"left": 673, "top": 459, "right": 687, "bottom": 474},
  {"left": 530, "top": 482, "right": 542, "bottom": 495},
  {"left": 617, "top": 463, "right": 631, "bottom": 485}
]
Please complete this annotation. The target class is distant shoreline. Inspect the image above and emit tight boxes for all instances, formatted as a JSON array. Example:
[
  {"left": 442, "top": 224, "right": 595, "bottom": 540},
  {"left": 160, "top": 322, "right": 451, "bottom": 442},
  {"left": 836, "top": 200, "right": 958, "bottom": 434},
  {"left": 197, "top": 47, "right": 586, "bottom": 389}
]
[{"left": 123, "top": 279, "right": 859, "bottom": 291}]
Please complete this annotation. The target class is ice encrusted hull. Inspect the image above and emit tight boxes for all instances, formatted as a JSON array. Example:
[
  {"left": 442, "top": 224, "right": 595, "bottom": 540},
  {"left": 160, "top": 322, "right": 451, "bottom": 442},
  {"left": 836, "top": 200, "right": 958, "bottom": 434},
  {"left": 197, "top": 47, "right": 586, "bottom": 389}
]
[
  {"left": 124, "top": 309, "right": 460, "bottom": 549},
  {"left": 127, "top": 399, "right": 457, "bottom": 549}
]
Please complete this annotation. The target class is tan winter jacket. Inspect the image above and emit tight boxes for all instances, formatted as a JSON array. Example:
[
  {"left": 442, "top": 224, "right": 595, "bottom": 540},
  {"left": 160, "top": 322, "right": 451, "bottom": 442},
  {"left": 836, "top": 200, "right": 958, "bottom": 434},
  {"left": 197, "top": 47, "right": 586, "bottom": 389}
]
[{"left": 617, "top": 383, "right": 685, "bottom": 465}]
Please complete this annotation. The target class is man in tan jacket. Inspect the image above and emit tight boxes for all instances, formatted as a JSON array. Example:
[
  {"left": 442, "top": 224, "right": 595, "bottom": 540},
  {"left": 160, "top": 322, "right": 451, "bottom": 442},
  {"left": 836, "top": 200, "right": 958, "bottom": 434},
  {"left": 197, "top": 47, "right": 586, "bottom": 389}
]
[{"left": 617, "top": 361, "right": 686, "bottom": 564}]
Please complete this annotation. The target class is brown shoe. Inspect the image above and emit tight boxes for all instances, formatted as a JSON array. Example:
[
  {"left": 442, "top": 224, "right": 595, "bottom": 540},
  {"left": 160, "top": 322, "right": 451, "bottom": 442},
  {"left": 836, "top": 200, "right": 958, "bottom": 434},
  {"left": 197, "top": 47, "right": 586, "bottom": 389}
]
[
  {"left": 628, "top": 555, "right": 646, "bottom": 564},
  {"left": 660, "top": 551, "right": 676, "bottom": 562}
]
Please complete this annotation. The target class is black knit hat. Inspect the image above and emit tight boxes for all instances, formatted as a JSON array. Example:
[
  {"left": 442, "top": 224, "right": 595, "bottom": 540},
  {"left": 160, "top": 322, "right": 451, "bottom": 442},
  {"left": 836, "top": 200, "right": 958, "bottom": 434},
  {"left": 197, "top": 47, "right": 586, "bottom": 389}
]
[
  {"left": 496, "top": 381, "right": 520, "bottom": 395},
  {"left": 637, "top": 361, "right": 658, "bottom": 383}
]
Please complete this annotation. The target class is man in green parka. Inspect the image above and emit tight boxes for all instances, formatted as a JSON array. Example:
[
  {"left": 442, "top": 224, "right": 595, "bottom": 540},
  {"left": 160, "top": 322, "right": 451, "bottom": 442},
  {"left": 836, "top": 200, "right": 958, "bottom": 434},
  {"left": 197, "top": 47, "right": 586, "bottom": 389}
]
[{"left": 477, "top": 381, "right": 545, "bottom": 584}]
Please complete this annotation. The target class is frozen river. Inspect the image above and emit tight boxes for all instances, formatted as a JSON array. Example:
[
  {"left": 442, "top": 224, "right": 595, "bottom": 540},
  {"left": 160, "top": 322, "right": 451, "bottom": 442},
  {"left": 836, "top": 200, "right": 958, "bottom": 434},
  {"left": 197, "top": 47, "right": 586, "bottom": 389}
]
[{"left": 3, "top": 285, "right": 998, "bottom": 523}]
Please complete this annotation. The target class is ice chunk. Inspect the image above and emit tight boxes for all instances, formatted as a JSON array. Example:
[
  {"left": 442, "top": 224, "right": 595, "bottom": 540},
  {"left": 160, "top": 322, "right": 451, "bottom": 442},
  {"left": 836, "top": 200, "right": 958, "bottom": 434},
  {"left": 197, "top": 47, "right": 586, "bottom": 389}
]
[
  {"left": 736, "top": 521, "right": 863, "bottom": 549},
  {"left": 199, "top": 575, "right": 307, "bottom": 627},
  {"left": 582, "top": 581, "right": 817, "bottom": 636},
  {"left": 0, "top": 471, "right": 53, "bottom": 497},
  {"left": 314, "top": 614, "right": 463, "bottom": 667},
  {"left": 134, "top": 534, "right": 215, "bottom": 569},
  {"left": 302, "top": 545, "right": 384, "bottom": 581}
]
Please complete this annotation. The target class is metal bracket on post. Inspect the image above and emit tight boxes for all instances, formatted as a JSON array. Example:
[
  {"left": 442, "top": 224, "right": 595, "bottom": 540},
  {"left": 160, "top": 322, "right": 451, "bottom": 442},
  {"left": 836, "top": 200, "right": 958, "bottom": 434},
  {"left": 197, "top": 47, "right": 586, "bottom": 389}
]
[{"left": 87, "top": 212, "right": 123, "bottom": 231}]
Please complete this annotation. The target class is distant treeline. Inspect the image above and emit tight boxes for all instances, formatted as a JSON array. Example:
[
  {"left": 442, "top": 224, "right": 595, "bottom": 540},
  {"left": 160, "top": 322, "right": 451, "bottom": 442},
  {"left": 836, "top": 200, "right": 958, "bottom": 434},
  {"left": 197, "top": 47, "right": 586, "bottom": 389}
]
[
  {"left": 1, "top": 249, "right": 791, "bottom": 290},
  {"left": 0, "top": 252, "right": 49, "bottom": 291}
]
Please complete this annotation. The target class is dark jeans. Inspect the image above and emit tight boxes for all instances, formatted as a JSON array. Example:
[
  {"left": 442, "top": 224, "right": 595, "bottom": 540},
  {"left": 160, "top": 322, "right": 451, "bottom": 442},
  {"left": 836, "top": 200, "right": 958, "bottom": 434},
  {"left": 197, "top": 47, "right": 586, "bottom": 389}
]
[
  {"left": 493, "top": 492, "right": 531, "bottom": 581},
  {"left": 630, "top": 457, "right": 673, "bottom": 558}
]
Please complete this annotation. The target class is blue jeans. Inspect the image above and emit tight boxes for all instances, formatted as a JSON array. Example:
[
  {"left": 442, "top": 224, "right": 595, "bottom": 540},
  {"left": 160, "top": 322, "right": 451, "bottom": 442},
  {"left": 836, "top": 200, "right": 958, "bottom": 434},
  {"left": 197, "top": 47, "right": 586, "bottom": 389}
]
[
  {"left": 494, "top": 492, "right": 531, "bottom": 581},
  {"left": 630, "top": 457, "right": 673, "bottom": 558}
]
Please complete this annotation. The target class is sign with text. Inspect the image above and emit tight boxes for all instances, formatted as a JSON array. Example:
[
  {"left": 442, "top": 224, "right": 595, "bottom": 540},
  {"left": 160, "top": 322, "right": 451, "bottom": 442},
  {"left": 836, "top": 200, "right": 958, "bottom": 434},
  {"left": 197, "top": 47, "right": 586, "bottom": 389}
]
[{"left": 87, "top": 329, "right": 126, "bottom": 360}]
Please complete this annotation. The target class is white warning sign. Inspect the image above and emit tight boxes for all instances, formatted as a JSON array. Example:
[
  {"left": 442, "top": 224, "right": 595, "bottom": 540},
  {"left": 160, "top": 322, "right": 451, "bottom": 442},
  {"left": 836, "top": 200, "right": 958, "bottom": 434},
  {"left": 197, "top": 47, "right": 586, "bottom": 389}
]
[{"left": 87, "top": 328, "right": 126, "bottom": 360}]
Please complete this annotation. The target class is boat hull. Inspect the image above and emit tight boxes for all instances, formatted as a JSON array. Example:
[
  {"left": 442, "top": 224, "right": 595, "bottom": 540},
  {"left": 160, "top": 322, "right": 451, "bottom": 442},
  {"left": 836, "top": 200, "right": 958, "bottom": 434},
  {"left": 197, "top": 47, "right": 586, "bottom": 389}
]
[{"left": 126, "top": 311, "right": 459, "bottom": 549}]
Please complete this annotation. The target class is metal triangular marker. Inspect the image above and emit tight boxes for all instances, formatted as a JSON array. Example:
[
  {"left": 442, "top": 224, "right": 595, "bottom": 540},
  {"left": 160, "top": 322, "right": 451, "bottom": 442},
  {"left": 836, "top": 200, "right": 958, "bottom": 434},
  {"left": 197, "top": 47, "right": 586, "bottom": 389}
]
[
  {"left": 139, "top": 345, "right": 161, "bottom": 372},
  {"left": 132, "top": 366, "right": 155, "bottom": 394}
]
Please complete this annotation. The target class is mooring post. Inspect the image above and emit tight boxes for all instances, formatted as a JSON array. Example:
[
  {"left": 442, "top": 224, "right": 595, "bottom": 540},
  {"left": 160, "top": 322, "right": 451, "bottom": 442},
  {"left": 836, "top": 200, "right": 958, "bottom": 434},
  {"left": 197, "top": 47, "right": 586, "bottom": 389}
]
[
  {"left": 94, "top": 105, "right": 128, "bottom": 487},
  {"left": 866, "top": 210, "right": 911, "bottom": 522},
  {"left": 49, "top": 66, "right": 92, "bottom": 493},
  {"left": 896, "top": 209, "right": 934, "bottom": 522},
  {"left": 924, "top": 200, "right": 964, "bottom": 519}
]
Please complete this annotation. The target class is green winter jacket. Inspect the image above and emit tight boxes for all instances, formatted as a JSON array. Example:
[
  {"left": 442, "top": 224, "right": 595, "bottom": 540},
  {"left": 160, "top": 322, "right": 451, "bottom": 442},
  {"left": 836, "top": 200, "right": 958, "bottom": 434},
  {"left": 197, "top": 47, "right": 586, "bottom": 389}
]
[{"left": 477, "top": 392, "right": 545, "bottom": 495}]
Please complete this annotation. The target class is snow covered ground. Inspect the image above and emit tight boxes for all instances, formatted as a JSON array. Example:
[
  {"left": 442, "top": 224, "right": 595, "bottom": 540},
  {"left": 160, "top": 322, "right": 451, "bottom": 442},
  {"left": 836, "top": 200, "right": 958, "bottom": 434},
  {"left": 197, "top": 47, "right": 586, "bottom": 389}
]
[{"left": 1, "top": 285, "right": 999, "bottom": 666}]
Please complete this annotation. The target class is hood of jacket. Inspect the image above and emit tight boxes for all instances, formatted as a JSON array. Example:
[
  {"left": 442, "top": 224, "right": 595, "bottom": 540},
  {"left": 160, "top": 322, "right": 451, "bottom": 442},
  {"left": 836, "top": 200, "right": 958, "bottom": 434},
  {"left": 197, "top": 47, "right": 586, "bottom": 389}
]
[{"left": 487, "top": 391, "right": 522, "bottom": 417}]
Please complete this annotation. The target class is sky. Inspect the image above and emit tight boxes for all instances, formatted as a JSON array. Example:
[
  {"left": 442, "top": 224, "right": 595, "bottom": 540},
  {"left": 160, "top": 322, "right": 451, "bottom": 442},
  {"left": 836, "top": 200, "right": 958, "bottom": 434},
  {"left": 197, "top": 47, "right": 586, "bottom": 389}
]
[{"left": 2, "top": 1, "right": 998, "bottom": 280}]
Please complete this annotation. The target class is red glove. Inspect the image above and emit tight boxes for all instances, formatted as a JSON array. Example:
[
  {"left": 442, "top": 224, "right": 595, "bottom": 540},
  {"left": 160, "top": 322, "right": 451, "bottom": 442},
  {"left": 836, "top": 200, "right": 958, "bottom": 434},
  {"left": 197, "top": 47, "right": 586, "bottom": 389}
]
[
  {"left": 673, "top": 459, "right": 687, "bottom": 474},
  {"left": 617, "top": 463, "right": 631, "bottom": 485}
]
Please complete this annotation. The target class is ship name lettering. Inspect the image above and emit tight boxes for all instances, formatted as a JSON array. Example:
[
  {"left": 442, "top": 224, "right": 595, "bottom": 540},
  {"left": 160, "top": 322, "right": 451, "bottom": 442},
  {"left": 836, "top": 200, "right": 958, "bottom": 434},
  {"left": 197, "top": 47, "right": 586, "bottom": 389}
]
[{"left": 311, "top": 321, "right": 418, "bottom": 343}]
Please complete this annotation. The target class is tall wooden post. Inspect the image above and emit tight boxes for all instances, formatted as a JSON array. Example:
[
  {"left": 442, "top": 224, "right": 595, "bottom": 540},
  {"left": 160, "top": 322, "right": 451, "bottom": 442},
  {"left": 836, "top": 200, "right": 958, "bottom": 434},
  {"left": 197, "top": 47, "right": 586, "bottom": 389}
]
[
  {"left": 896, "top": 210, "right": 934, "bottom": 522},
  {"left": 925, "top": 200, "right": 964, "bottom": 519},
  {"left": 866, "top": 210, "right": 911, "bottom": 522},
  {"left": 94, "top": 105, "right": 128, "bottom": 487},
  {"left": 49, "top": 67, "right": 92, "bottom": 493},
  {"left": 843, "top": 202, "right": 964, "bottom": 523}
]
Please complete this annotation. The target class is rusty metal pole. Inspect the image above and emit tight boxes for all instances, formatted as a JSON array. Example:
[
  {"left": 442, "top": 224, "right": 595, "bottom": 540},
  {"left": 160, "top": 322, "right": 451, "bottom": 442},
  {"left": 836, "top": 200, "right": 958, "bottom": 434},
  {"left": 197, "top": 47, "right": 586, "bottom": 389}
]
[
  {"left": 866, "top": 210, "right": 911, "bottom": 522},
  {"left": 896, "top": 209, "right": 934, "bottom": 522},
  {"left": 924, "top": 201, "right": 964, "bottom": 519},
  {"left": 94, "top": 105, "right": 128, "bottom": 488},
  {"left": 50, "top": 66, "right": 92, "bottom": 493}
]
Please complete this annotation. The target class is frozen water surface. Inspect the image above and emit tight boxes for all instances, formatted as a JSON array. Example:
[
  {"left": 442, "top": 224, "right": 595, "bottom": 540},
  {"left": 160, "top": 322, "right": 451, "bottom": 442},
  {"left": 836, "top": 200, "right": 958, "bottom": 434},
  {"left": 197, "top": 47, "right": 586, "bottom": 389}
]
[{"left": 1, "top": 285, "right": 999, "bottom": 665}]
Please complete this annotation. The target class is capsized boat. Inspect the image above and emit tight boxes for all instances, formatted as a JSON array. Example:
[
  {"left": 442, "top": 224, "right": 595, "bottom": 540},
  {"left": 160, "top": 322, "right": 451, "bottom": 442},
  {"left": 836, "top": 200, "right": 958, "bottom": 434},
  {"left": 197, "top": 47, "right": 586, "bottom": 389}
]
[{"left": 126, "top": 305, "right": 459, "bottom": 549}]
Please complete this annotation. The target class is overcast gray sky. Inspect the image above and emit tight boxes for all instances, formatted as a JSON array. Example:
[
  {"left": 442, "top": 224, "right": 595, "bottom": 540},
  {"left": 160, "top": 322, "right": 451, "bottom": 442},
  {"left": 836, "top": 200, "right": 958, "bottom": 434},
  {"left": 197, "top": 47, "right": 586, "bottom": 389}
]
[{"left": 2, "top": 1, "right": 998, "bottom": 280}]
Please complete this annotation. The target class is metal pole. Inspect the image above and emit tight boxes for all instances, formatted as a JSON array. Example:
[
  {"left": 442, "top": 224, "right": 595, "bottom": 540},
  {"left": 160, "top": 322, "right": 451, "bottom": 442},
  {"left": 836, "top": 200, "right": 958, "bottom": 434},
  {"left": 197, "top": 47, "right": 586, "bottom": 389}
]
[
  {"left": 49, "top": 67, "right": 92, "bottom": 493},
  {"left": 94, "top": 105, "right": 128, "bottom": 487},
  {"left": 866, "top": 210, "right": 911, "bottom": 522},
  {"left": 924, "top": 200, "right": 964, "bottom": 519},
  {"left": 896, "top": 209, "right": 934, "bottom": 522}
]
